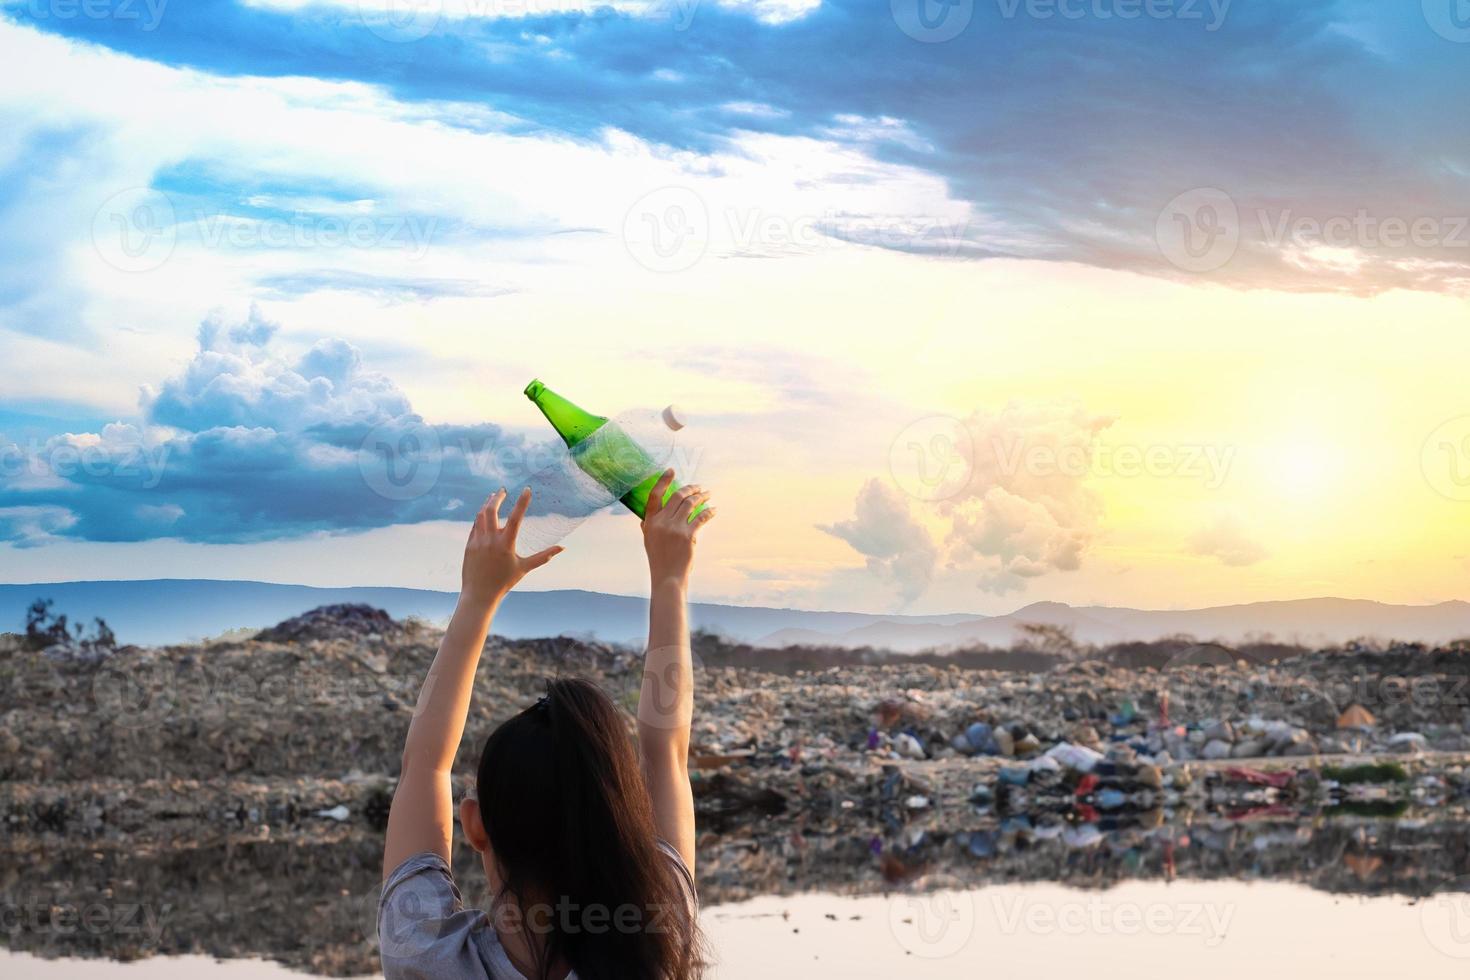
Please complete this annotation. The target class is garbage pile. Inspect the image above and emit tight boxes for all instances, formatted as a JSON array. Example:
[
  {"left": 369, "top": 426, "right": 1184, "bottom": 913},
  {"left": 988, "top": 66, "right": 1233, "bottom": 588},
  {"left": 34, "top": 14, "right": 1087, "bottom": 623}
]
[
  {"left": 4, "top": 605, "right": 1470, "bottom": 975},
  {"left": 252, "top": 603, "right": 413, "bottom": 644}
]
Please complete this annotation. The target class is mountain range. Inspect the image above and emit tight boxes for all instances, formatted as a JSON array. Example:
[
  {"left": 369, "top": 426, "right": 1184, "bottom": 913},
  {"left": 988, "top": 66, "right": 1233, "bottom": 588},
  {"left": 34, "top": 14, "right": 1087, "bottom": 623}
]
[{"left": 1, "top": 579, "right": 1466, "bottom": 650}]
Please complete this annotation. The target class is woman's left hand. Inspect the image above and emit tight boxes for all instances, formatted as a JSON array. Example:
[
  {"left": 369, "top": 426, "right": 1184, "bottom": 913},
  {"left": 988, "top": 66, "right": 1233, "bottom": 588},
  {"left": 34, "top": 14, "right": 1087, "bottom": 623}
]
[{"left": 461, "top": 487, "right": 563, "bottom": 606}]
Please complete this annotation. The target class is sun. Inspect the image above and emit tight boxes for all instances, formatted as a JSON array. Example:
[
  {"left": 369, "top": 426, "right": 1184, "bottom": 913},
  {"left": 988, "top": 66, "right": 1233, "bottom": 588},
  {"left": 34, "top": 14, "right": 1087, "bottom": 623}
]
[{"left": 1268, "top": 440, "right": 1341, "bottom": 501}]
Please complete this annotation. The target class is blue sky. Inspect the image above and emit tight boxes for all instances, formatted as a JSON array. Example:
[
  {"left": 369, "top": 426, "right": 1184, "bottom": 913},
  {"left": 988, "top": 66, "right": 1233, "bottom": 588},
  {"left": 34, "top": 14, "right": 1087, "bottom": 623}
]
[{"left": 2, "top": 0, "right": 1469, "bottom": 612}]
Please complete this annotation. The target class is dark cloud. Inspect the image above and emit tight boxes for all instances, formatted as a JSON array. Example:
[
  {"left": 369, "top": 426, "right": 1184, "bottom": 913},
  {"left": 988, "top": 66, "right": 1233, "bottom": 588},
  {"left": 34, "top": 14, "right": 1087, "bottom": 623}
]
[
  {"left": 0, "top": 308, "right": 554, "bottom": 544},
  {"left": 12, "top": 0, "right": 1470, "bottom": 293}
]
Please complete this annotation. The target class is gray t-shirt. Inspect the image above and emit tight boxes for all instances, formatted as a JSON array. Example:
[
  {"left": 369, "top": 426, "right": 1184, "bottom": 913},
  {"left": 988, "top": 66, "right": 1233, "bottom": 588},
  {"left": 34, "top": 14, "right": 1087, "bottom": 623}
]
[{"left": 378, "top": 843, "right": 697, "bottom": 980}]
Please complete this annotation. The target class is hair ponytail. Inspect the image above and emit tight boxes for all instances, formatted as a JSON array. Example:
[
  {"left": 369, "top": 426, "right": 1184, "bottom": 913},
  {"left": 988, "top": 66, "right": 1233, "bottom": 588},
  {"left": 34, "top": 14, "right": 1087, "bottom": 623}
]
[{"left": 476, "top": 678, "right": 703, "bottom": 980}]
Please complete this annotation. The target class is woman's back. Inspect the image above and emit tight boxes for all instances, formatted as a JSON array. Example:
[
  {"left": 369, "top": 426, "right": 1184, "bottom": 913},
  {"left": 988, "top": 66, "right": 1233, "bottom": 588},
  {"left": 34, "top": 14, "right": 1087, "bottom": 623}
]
[
  {"left": 380, "top": 839, "right": 699, "bottom": 980},
  {"left": 378, "top": 478, "right": 714, "bottom": 979}
]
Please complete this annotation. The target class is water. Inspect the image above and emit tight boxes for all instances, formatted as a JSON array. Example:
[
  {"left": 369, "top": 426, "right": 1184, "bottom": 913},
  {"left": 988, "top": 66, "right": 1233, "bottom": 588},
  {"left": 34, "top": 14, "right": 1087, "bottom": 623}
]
[
  {"left": 4, "top": 810, "right": 1469, "bottom": 978},
  {"left": 4, "top": 881, "right": 1468, "bottom": 978}
]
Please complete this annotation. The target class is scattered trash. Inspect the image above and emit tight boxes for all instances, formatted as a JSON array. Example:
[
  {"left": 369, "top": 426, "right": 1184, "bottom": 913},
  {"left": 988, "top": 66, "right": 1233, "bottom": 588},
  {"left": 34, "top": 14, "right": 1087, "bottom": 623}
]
[{"left": 1046, "top": 742, "right": 1104, "bottom": 773}]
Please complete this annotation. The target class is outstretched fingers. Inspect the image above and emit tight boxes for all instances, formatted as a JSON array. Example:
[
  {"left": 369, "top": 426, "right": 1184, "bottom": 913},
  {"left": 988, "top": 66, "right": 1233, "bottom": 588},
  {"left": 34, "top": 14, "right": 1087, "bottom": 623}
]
[
  {"left": 674, "top": 488, "right": 710, "bottom": 523},
  {"left": 645, "top": 469, "right": 676, "bottom": 519},
  {"left": 473, "top": 489, "right": 502, "bottom": 538},
  {"left": 522, "top": 545, "right": 564, "bottom": 571},
  {"left": 690, "top": 505, "right": 717, "bottom": 531},
  {"left": 485, "top": 488, "right": 508, "bottom": 531},
  {"left": 505, "top": 486, "right": 532, "bottom": 539}
]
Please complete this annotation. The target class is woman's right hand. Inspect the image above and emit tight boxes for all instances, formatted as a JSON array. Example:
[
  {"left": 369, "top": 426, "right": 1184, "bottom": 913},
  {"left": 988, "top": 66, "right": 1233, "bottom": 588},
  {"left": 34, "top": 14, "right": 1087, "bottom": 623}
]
[{"left": 641, "top": 469, "right": 714, "bottom": 587}]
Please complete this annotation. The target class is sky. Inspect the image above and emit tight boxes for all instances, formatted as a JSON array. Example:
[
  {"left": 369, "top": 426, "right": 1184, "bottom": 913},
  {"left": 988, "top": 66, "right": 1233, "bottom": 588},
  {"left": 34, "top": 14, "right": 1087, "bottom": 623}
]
[{"left": 1, "top": 0, "right": 1469, "bottom": 615}]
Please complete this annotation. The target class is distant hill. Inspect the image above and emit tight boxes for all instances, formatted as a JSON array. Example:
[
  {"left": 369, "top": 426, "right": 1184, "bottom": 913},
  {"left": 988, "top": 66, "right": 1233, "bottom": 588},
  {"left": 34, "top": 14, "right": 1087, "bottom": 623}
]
[
  {"left": 760, "top": 597, "right": 1470, "bottom": 651},
  {"left": 0, "top": 579, "right": 970, "bottom": 647},
  {"left": 0, "top": 580, "right": 1465, "bottom": 650}
]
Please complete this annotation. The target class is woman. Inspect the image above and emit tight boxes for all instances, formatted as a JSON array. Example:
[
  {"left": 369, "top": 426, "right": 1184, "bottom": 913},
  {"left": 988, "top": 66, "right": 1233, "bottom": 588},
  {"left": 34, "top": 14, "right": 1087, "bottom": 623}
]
[{"left": 379, "top": 470, "right": 715, "bottom": 980}]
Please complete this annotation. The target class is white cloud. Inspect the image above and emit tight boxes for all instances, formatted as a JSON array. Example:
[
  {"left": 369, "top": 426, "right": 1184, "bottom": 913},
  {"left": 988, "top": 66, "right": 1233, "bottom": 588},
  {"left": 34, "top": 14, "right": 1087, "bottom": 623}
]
[
  {"left": 242, "top": 0, "right": 822, "bottom": 28},
  {"left": 943, "top": 402, "right": 1114, "bottom": 594},
  {"left": 819, "top": 478, "right": 937, "bottom": 604},
  {"left": 1189, "top": 515, "right": 1269, "bottom": 567}
]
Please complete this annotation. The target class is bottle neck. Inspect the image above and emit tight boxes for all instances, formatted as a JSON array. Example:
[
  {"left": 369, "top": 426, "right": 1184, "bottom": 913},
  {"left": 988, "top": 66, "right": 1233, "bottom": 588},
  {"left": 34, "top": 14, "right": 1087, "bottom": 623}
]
[{"left": 528, "top": 385, "right": 607, "bottom": 446}]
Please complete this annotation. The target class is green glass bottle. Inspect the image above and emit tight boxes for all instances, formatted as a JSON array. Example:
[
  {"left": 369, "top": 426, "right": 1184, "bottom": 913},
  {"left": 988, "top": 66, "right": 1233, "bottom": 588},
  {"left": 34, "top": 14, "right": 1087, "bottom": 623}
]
[{"left": 525, "top": 379, "right": 697, "bottom": 519}]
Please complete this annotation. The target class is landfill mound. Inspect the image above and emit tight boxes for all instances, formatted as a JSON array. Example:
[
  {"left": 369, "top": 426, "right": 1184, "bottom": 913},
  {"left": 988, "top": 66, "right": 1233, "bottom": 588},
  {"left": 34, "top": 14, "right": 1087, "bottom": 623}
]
[
  {"left": 253, "top": 603, "right": 410, "bottom": 644},
  {"left": 3, "top": 608, "right": 1470, "bottom": 974}
]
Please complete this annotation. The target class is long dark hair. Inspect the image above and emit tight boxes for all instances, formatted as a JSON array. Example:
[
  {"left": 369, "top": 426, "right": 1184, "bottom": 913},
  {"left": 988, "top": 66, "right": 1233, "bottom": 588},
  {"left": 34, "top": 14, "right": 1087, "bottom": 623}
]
[{"left": 476, "top": 678, "right": 703, "bottom": 980}]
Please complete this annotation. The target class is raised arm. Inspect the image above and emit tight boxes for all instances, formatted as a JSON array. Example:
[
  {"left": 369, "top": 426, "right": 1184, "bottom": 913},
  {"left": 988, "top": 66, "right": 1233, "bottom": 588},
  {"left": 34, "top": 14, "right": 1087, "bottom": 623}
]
[
  {"left": 382, "top": 488, "right": 562, "bottom": 879},
  {"left": 636, "top": 470, "right": 715, "bottom": 871}
]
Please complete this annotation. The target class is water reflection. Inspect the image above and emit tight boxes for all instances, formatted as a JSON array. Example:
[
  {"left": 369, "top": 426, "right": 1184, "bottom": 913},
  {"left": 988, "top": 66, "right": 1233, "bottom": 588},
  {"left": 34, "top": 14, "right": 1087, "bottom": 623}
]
[{"left": 3, "top": 799, "right": 1468, "bottom": 977}]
